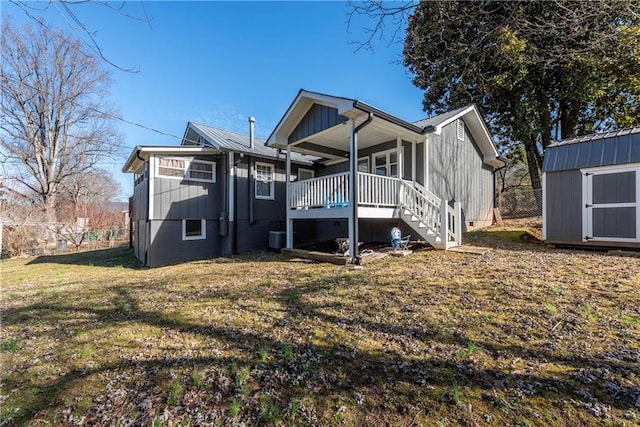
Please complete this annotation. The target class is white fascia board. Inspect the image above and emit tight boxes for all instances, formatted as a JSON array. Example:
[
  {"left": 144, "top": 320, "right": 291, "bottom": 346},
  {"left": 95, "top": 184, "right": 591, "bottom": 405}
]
[{"left": 122, "top": 146, "right": 220, "bottom": 173}]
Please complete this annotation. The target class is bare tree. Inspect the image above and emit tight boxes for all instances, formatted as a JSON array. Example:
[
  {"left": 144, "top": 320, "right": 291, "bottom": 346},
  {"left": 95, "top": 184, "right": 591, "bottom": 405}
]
[{"left": 1, "top": 20, "right": 121, "bottom": 226}]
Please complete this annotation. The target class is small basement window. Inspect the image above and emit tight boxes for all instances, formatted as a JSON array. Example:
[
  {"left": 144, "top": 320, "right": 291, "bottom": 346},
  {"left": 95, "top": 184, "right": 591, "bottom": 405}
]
[
  {"left": 255, "top": 162, "right": 275, "bottom": 200},
  {"left": 456, "top": 119, "right": 465, "bottom": 141},
  {"left": 182, "top": 219, "right": 206, "bottom": 240}
]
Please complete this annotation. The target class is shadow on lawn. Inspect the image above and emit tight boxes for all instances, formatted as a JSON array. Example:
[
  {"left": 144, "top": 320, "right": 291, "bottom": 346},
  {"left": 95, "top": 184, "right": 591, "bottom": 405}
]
[
  {"left": 26, "top": 246, "right": 144, "bottom": 269},
  {"left": 2, "top": 275, "right": 638, "bottom": 425}
]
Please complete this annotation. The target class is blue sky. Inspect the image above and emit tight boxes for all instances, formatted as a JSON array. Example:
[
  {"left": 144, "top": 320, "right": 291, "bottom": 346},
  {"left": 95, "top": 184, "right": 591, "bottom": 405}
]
[{"left": 3, "top": 1, "right": 427, "bottom": 200}]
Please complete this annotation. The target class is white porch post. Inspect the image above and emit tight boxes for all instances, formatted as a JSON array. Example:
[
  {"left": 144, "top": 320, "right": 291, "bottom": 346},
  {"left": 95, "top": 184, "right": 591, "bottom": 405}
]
[
  {"left": 440, "top": 198, "right": 449, "bottom": 249},
  {"left": 348, "top": 120, "right": 357, "bottom": 261},
  {"left": 454, "top": 201, "right": 462, "bottom": 245},
  {"left": 285, "top": 146, "right": 293, "bottom": 248},
  {"left": 396, "top": 137, "right": 403, "bottom": 180},
  {"left": 424, "top": 136, "right": 430, "bottom": 190},
  {"left": 411, "top": 140, "right": 416, "bottom": 183}
]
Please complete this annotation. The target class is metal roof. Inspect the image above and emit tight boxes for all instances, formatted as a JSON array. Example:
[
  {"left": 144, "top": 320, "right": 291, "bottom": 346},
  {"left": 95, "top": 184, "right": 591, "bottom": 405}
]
[
  {"left": 188, "top": 122, "right": 315, "bottom": 165},
  {"left": 542, "top": 127, "right": 640, "bottom": 173}
]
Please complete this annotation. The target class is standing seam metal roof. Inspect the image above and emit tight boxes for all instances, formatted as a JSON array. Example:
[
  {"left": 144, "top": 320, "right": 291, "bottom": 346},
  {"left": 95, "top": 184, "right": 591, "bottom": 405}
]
[
  {"left": 542, "top": 127, "right": 640, "bottom": 173},
  {"left": 188, "top": 122, "right": 315, "bottom": 165}
]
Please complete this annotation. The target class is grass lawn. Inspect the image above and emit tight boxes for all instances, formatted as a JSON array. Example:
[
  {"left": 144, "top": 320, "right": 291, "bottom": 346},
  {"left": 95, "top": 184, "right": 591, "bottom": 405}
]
[{"left": 1, "top": 226, "right": 639, "bottom": 426}]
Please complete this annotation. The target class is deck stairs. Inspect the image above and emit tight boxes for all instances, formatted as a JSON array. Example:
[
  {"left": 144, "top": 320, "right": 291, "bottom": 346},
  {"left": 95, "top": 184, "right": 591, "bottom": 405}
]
[{"left": 398, "top": 181, "right": 461, "bottom": 250}]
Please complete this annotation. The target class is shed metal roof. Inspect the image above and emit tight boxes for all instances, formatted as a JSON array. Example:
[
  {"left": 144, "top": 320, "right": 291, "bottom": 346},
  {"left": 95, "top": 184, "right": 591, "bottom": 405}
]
[
  {"left": 188, "top": 122, "right": 315, "bottom": 165},
  {"left": 542, "top": 127, "right": 640, "bottom": 173}
]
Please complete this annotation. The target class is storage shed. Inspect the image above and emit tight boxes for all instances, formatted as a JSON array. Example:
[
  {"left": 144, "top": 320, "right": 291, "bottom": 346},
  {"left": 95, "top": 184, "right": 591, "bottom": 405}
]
[{"left": 542, "top": 127, "right": 640, "bottom": 249}]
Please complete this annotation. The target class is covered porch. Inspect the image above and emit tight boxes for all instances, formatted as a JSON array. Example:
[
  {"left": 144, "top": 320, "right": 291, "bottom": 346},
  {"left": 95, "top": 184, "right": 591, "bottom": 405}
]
[{"left": 268, "top": 90, "right": 461, "bottom": 262}]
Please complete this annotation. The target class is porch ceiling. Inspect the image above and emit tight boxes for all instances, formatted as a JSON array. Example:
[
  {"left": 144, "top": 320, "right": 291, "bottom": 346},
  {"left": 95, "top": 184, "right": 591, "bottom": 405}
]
[{"left": 288, "top": 114, "right": 424, "bottom": 161}]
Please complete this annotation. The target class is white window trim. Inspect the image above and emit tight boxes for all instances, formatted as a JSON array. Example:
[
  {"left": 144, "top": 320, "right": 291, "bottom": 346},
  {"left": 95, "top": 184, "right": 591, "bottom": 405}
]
[
  {"left": 255, "top": 161, "right": 275, "bottom": 200},
  {"left": 187, "top": 159, "right": 216, "bottom": 183},
  {"left": 372, "top": 148, "right": 400, "bottom": 178},
  {"left": 297, "top": 168, "right": 315, "bottom": 181},
  {"left": 581, "top": 164, "right": 640, "bottom": 243},
  {"left": 182, "top": 218, "right": 206, "bottom": 241},
  {"left": 156, "top": 156, "right": 216, "bottom": 183}
]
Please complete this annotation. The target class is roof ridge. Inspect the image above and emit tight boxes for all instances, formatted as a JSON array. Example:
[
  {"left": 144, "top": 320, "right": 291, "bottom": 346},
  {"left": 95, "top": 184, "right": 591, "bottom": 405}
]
[{"left": 190, "top": 121, "right": 267, "bottom": 142}]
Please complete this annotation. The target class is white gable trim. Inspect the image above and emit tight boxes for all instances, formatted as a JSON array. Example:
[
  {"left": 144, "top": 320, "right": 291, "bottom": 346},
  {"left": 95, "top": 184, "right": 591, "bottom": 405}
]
[{"left": 267, "top": 90, "right": 356, "bottom": 148}]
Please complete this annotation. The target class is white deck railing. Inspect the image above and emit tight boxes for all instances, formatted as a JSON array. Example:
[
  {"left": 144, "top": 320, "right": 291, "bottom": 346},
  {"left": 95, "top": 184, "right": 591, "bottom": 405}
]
[
  {"left": 358, "top": 172, "right": 399, "bottom": 207},
  {"left": 290, "top": 172, "right": 349, "bottom": 209},
  {"left": 288, "top": 171, "right": 461, "bottom": 247}
]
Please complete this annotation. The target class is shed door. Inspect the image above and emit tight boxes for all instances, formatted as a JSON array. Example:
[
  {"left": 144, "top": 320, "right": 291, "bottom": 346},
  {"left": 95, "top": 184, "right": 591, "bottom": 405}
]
[{"left": 583, "top": 168, "right": 639, "bottom": 242}]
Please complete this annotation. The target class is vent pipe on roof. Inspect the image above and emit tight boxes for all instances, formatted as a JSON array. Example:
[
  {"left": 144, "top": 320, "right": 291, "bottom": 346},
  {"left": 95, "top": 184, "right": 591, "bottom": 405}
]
[{"left": 248, "top": 116, "right": 255, "bottom": 149}]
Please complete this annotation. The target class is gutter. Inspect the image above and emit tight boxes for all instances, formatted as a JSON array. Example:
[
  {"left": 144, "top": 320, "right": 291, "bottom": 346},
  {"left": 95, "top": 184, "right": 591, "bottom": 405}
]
[{"left": 353, "top": 101, "right": 424, "bottom": 134}]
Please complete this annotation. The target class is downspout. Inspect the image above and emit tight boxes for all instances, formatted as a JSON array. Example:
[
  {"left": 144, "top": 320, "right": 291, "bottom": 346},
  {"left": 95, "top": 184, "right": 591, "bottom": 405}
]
[
  {"left": 248, "top": 117, "right": 256, "bottom": 226},
  {"left": 350, "top": 112, "right": 374, "bottom": 264},
  {"left": 493, "top": 157, "right": 509, "bottom": 209},
  {"left": 233, "top": 153, "right": 243, "bottom": 254}
]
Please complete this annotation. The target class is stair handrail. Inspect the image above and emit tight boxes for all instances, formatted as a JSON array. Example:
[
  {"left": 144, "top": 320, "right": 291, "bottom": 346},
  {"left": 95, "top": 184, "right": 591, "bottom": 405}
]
[{"left": 399, "top": 181, "right": 441, "bottom": 234}]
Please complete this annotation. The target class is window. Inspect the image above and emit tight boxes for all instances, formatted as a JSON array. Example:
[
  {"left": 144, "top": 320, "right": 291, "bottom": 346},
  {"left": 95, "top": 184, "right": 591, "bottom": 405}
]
[
  {"left": 297, "top": 168, "right": 315, "bottom": 181},
  {"left": 157, "top": 157, "right": 216, "bottom": 183},
  {"left": 373, "top": 150, "right": 398, "bottom": 177},
  {"left": 182, "top": 219, "right": 206, "bottom": 240},
  {"left": 255, "top": 162, "right": 274, "bottom": 200},
  {"left": 158, "top": 158, "right": 185, "bottom": 177},
  {"left": 189, "top": 160, "right": 214, "bottom": 181},
  {"left": 456, "top": 119, "right": 465, "bottom": 141},
  {"left": 358, "top": 157, "right": 369, "bottom": 173}
]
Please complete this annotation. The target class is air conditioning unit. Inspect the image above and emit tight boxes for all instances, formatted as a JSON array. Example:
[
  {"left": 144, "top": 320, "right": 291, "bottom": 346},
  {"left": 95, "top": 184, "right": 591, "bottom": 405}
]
[{"left": 268, "top": 231, "right": 287, "bottom": 251}]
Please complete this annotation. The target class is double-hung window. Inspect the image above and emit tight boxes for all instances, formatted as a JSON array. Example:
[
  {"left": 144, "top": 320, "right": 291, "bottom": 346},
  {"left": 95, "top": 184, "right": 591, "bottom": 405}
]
[{"left": 255, "top": 162, "right": 275, "bottom": 200}]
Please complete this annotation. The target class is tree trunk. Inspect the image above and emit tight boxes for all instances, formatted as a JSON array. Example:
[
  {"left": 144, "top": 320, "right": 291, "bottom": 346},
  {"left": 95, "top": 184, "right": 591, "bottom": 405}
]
[
  {"left": 524, "top": 136, "right": 542, "bottom": 190},
  {"left": 44, "top": 193, "right": 58, "bottom": 225}
]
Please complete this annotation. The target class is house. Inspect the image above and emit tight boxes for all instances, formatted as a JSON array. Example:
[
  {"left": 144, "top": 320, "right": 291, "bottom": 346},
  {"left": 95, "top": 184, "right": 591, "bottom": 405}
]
[
  {"left": 123, "top": 89, "right": 505, "bottom": 266},
  {"left": 122, "top": 119, "right": 315, "bottom": 266},
  {"left": 542, "top": 127, "right": 640, "bottom": 249},
  {"left": 267, "top": 90, "right": 505, "bottom": 263}
]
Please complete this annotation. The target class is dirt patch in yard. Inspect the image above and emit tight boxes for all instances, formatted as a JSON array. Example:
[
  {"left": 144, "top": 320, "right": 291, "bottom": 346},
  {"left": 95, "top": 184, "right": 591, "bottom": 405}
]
[{"left": 1, "top": 227, "right": 638, "bottom": 426}]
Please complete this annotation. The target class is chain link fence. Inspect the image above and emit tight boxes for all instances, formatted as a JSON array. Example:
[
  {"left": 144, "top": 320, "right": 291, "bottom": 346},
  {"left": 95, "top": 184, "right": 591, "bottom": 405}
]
[{"left": 498, "top": 188, "right": 542, "bottom": 219}]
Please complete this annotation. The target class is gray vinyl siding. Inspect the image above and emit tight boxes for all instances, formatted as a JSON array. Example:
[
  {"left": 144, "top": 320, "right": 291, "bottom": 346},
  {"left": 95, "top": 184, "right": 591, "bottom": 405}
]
[
  {"left": 428, "top": 120, "right": 494, "bottom": 228},
  {"left": 131, "top": 176, "right": 148, "bottom": 221},
  {"left": 288, "top": 104, "right": 347, "bottom": 143},
  {"left": 545, "top": 169, "right": 583, "bottom": 242},
  {"left": 233, "top": 156, "right": 288, "bottom": 253},
  {"left": 317, "top": 140, "right": 416, "bottom": 178},
  {"left": 147, "top": 219, "right": 220, "bottom": 267},
  {"left": 132, "top": 219, "right": 147, "bottom": 264},
  {"left": 416, "top": 142, "right": 425, "bottom": 186}
]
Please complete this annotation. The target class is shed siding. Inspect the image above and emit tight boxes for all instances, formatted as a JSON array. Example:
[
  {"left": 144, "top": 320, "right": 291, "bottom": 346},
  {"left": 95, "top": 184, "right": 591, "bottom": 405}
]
[
  {"left": 428, "top": 120, "right": 494, "bottom": 227},
  {"left": 288, "top": 104, "right": 346, "bottom": 143},
  {"left": 545, "top": 169, "right": 583, "bottom": 242}
]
